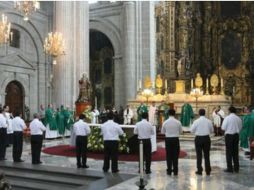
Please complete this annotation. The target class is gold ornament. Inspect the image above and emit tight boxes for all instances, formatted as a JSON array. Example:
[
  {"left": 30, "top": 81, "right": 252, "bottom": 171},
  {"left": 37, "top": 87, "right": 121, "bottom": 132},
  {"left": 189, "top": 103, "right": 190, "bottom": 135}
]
[
  {"left": 144, "top": 76, "right": 152, "bottom": 89},
  {"left": 156, "top": 74, "right": 163, "bottom": 88},
  {"left": 195, "top": 73, "right": 203, "bottom": 88}
]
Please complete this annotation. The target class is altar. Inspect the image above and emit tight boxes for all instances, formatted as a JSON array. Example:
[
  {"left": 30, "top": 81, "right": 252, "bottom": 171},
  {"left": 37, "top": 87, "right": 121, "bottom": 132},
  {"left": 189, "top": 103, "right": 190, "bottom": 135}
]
[{"left": 70, "top": 124, "right": 157, "bottom": 153}]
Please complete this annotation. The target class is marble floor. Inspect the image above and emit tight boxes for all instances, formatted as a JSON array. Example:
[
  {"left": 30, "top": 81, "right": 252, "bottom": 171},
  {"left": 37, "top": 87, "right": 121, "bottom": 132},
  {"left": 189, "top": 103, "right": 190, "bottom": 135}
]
[{"left": 4, "top": 137, "right": 254, "bottom": 190}]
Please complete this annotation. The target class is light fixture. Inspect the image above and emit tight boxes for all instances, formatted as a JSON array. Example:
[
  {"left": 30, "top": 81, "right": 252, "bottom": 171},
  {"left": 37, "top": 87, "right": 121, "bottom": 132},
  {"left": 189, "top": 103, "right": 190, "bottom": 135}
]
[
  {"left": 44, "top": 32, "right": 65, "bottom": 65},
  {"left": 0, "top": 14, "right": 12, "bottom": 45},
  {"left": 141, "top": 88, "right": 154, "bottom": 103},
  {"left": 14, "top": 1, "right": 40, "bottom": 21},
  {"left": 190, "top": 88, "right": 203, "bottom": 112}
]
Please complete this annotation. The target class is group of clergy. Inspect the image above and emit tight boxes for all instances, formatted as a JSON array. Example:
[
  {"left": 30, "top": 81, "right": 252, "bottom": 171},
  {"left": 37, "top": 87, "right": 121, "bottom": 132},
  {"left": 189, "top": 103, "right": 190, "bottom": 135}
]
[{"left": 40, "top": 104, "right": 75, "bottom": 139}]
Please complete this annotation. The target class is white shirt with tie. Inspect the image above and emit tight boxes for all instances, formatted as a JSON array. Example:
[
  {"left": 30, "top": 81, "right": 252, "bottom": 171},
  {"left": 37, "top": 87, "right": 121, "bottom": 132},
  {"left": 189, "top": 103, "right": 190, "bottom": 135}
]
[
  {"left": 161, "top": 116, "right": 182, "bottom": 137},
  {"left": 101, "top": 120, "right": 124, "bottom": 141},
  {"left": 134, "top": 119, "right": 154, "bottom": 139},
  {"left": 0, "top": 114, "right": 7, "bottom": 128},
  {"left": 191, "top": 116, "right": 214, "bottom": 136},
  {"left": 221, "top": 113, "right": 242, "bottom": 134},
  {"left": 12, "top": 116, "right": 26, "bottom": 132},
  {"left": 30, "top": 118, "right": 46, "bottom": 135},
  {"left": 73, "top": 119, "right": 91, "bottom": 136}
]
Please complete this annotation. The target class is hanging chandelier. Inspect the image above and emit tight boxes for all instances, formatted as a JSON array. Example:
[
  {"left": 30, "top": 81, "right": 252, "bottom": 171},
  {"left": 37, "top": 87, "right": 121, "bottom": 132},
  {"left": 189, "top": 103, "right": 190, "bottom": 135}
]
[
  {"left": 14, "top": 1, "right": 40, "bottom": 21},
  {"left": 44, "top": 32, "right": 65, "bottom": 65},
  {"left": 0, "top": 14, "right": 12, "bottom": 45}
]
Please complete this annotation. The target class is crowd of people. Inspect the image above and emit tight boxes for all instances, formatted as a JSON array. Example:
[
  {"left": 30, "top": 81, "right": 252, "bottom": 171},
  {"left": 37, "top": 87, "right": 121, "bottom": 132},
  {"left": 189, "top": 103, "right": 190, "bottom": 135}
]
[{"left": 0, "top": 102, "right": 252, "bottom": 176}]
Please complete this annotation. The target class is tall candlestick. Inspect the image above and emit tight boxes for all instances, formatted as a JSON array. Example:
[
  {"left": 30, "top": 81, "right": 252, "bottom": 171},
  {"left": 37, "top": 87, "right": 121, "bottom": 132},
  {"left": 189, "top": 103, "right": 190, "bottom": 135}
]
[
  {"left": 139, "top": 80, "right": 142, "bottom": 89},
  {"left": 139, "top": 141, "right": 144, "bottom": 179},
  {"left": 221, "top": 78, "right": 223, "bottom": 87},
  {"left": 206, "top": 78, "right": 208, "bottom": 87},
  {"left": 191, "top": 79, "right": 193, "bottom": 89},
  {"left": 165, "top": 79, "right": 167, "bottom": 90}
]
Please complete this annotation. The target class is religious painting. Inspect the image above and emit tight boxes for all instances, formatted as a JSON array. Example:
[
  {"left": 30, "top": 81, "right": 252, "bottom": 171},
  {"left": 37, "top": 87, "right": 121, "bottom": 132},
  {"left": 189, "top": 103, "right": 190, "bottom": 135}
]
[{"left": 221, "top": 32, "right": 241, "bottom": 70}]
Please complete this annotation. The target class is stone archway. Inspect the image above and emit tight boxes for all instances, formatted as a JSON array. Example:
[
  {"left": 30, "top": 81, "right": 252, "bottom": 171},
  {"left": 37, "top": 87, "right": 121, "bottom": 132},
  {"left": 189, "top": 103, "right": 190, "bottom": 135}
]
[{"left": 5, "top": 81, "right": 25, "bottom": 115}]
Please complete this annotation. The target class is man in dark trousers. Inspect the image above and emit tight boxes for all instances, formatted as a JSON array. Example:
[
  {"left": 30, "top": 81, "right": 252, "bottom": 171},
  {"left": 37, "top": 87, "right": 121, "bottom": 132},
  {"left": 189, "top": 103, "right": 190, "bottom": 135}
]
[
  {"left": 29, "top": 113, "right": 46, "bottom": 164},
  {"left": 12, "top": 110, "right": 27, "bottom": 162},
  {"left": 73, "top": 114, "right": 91, "bottom": 168},
  {"left": 161, "top": 109, "right": 182, "bottom": 176},
  {"left": 0, "top": 107, "right": 7, "bottom": 161},
  {"left": 222, "top": 106, "right": 242, "bottom": 173},
  {"left": 191, "top": 109, "right": 214, "bottom": 175},
  {"left": 134, "top": 112, "right": 154, "bottom": 174},
  {"left": 101, "top": 111, "right": 124, "bottom": 173}
]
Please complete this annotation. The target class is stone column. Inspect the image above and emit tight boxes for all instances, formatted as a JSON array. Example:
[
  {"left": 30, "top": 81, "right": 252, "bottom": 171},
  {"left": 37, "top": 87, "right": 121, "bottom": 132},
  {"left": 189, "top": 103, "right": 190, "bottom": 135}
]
[
  {"left": 123, "top": 2, "right": 136, "bottom": 103},
  {"left": 53, "top": 1, "right": 89, "bottom": 109}
]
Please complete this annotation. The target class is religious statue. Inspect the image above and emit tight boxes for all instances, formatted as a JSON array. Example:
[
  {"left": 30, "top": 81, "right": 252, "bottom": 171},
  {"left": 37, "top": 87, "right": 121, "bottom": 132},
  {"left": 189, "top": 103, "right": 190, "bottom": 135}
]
[
  {"left": 180, "top": 103, "right": 194, "bottom": 127},
  {"left": 76, "top": 73, "right": 92, "bottom": 103},
  {"left": 195, "top": 73, "right": 203, "bottom": 89},
  {"left": 177, "top": 57, "right": 185, "bottom": 77},
  {"left": 156, "top": 74, "right": 163, "bottom": 94}
]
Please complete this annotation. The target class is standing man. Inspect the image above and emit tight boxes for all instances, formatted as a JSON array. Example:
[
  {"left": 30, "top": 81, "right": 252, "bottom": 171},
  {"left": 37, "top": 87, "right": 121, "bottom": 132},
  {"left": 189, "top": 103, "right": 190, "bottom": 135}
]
[
  {"left": 101, "top": 111, "right": 124, "bottom": 173},
  {"left": 12, "top": 111, "right": 26, "bottom": 162},
  {"left": 191, "top": 109, "right": 213, "bottom": 176},
  {"left": 3, "top": 105, "right": 13, "bottom": 146},
  {"left": 134, "top": 112, "right": 154, "bottom": 174},
  {"left": 180, "top": 102, "right": 194, "bottom": 128},
  {"left": 73, "top": 114, "right": 91, "bottom": 168},
  {"left": 161, "top": 109, "right": 182, "bottom": 176},
  {"left": 30, "top": 113, "right": 46, "bottom": 164},
  {"left": 222, "top": 106, "right": 242, "bottom": 173},
  {"left": 0, "top": 107, "right": 7, "bottom": 160},
  {"left": 123, "top": 105, "right": 133, "bottom": 125}
]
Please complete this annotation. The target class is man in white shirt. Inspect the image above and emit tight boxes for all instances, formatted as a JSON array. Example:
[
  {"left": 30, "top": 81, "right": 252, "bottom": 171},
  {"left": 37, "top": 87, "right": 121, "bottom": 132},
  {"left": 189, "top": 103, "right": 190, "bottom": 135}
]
[
  {"left": 73, "top": 114, "right": 91, "bottom": 168},
  {"left": 123, "top": 105, "right": 133, "bottom": 125},
  {"left": 161, "top": 109, "right": 182, "bottom": 176},
  {"left": 0, "top": 107, "right": 7, "bottom": 160},
  {"left": 101, "top": 111, "right": 124, "bottom": 173},
  {"left": 30, "top": 113, "right": 46, "bottom": 164},
  {"left": 3, "top": 105, "right": 13, "bottom": 147},
  {"left": 191, "top": 109, "right": 213, "bottom": 176},
  {"left": 221, "top": 106, "right": 242, "bottom": 173},
  {"left": 12, "top": 110, "right": 27, "bottom": 162},
  {"left": 134, "top": 112, "right": 154, "bottom": 174}
]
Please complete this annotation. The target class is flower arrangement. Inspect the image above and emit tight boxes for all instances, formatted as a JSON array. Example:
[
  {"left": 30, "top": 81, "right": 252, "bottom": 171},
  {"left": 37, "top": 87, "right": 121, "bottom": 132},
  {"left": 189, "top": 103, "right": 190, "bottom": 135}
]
[{"left": 87, "top": 126, "right": 129, "bottom": 153}]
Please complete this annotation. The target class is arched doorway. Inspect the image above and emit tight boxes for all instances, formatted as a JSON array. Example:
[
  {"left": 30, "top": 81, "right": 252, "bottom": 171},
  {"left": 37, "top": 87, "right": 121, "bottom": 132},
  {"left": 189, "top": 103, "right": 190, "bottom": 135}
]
[
  {"left": 5, "top": 81, "right": 24, "bottom": 115},
  {"left": 90, "top": 30, "right": 114, "bottom": 110}
]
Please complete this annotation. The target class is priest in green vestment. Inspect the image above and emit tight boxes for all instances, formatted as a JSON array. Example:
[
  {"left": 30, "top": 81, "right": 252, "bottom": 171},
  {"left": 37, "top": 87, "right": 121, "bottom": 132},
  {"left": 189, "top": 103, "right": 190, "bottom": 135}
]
[
  {"left": 137, "top": 102, "right": 148, "bottom": 121},
  {"left": 240, "top": 109, "right": 254, "bottom": 150},
  {"left": 45, "top": 104, "right": 58, "bottom": 138},
  {"left": 56, "top": 106, "right": 66, "bottom": 135},
  {"left": 180, "top": 103, "right": 194, "bottom": 127},
  {"left": 158, "top": 101, "right": 170, "bottom": 120}
]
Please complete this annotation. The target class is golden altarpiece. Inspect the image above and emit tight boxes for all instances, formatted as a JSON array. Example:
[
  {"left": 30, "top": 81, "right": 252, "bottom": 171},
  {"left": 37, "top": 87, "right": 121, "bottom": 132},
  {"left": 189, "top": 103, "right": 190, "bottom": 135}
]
[{"left": 129, "top": 2, "right": 254, "bottom": 121}]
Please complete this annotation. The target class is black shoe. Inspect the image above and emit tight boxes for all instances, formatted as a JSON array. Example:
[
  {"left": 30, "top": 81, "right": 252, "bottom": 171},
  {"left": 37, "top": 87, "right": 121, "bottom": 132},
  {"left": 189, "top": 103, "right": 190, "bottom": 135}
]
[
  {"left": 112, "top": 169, "right": 119, "bottom": 173},
  {"left": 103, "top": 170, "right": 108, "bottom": 173},
  {"left": 224, "top": 169, "right": 233, "bottom": 173},
  {"left": 38, "top": 161, "right": 43, "bottom": 164},
  {"left": 77, "top": 165, "right": 82, "bottom": 168},
  {"left": 0, "top": 158, "right": 7, "bottom": 161},
  {"left": 234, "top": 169, "right": 239, "bottom": 173},
  {"left": 14, "top": 159, "right": 24, "bottom": 162},
  {"left": 206, "top": 172, "right": 210, "bottom": 176},
  {"left": 167, "top": 171, "right": 171, "bottom": 176},
  {"left": 195, "top": 171, "right": 202, "bottom": 175},
  {"left": 174, "top": 173, "right": 178, "bottom": 176},
  {"left": 145, "top": 170, "right": 151, "bottom": 174},
  {"left": 82, "top": 165, "right": 89, "bottom": 169}
]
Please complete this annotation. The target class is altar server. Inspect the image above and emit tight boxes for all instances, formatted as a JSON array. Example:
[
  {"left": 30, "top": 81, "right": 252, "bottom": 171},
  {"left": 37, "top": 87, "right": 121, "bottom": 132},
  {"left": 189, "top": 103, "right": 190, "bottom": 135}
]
[
  {"left": 101, "top": 111, "right": 124, "bottom": 173},
  {"left": 12, "top": 111, "right": 26, "bottom": 162},
  {"left": 73, "top": 114, "right": 91, "bottom": 168},
  {"left": 191, "top": 109, "right": 213, "bottom": 176},
  {"left": 222, "top": 106, "right": 242, "bottom": 173},
  {"left": 134, "top": 112, "right": 154, "bottom": 174},
  {"left": 30, "top": 113, "right": 46, "bottom": 164},
  {"left": 0, "top": 107, "right": 7, "bottom": 160},
  {"left": 161, "top": 109, "right": 182, "bottom": 176}
]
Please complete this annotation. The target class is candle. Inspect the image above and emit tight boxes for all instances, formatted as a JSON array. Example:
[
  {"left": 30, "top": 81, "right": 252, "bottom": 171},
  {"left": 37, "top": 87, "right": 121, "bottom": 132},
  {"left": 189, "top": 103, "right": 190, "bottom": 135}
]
[
  {"left": 221, "top": 78, "right": 223, "bottom": 87},
  {"left": 139, "top": 141, "right": 144, "bottom": 179},
  {"left": 191, "top": 79, "right": 193, "bottom": 89},
  {"left": 139, "top": 80, "right": 142, "bottom": 89},
  {"left": 206, "top": 78, "right": 209, "bottom": 88},
  {"left": 165, "top": 79, "right": 167, "bottom": 90}
]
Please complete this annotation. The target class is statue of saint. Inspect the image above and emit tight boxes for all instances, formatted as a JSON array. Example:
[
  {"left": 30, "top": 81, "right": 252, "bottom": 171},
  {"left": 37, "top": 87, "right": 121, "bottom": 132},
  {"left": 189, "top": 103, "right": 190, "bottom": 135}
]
[{"left": 76, "top": 73, "right": 92, "bottom": 103}]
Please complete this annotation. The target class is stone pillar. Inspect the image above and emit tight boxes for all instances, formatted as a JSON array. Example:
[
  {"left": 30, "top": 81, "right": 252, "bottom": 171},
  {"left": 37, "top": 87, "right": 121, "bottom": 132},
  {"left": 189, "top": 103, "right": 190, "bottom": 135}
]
[
  {"left": 123, "top": 2, "right": 136, "bottom": 103},
  {"left": 53, "top": 1, "right": 89, "bottom": 109},
  {"left": 114, "top": 56, "right": 124, "bottom": 108}
]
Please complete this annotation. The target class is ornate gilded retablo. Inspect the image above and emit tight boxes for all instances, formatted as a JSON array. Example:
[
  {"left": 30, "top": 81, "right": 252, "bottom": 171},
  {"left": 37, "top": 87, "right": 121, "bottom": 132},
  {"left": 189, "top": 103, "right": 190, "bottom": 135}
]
[
  {"left": 144, "top": 76, "right": 152, "bottom": 89},
  {"left": 195, "top": 73, "right": 203, "bottom": 88}
]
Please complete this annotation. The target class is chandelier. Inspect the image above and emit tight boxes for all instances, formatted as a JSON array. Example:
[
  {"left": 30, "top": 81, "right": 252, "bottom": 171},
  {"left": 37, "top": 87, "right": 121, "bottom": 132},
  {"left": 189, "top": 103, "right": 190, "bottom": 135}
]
[
  {"left": 44, "top": 32, "right": 65, "bottom": 65},
  {"left": 0, "top": 14, "right": 12, "bottom": 45},
  {"left": 14, "top": 1, "right": 40, "bottom": 21}
]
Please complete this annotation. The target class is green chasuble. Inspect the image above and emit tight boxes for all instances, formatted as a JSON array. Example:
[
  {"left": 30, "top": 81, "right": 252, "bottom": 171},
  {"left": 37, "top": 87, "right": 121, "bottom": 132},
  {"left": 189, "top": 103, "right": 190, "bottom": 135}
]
[
  {"left": 45, "top": 108, "right": 57, "bottom": 130},
  {"left": 180, "top": 103, "right": 194, "bottom": 127},
  {"left": 65, "top": 110, "right": 74, "bottom": 130},
  {"left": 159, "top": 103, "right": 170, "bottom": 120},
  {"left": 137, "top": 104, "right": 148, "bottom": 121},
  {"left": 240, "top": 114, "right": 251, "bottom": 149},
  {"left": 56, "top": 109, "right": 65, "bottom": 135}
]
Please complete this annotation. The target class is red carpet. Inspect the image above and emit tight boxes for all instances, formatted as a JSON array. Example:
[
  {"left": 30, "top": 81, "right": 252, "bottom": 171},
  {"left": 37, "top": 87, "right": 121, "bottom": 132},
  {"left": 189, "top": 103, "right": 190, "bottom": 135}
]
[{"left": 42, "top": 145, "right": 187, "bottom": 162}]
